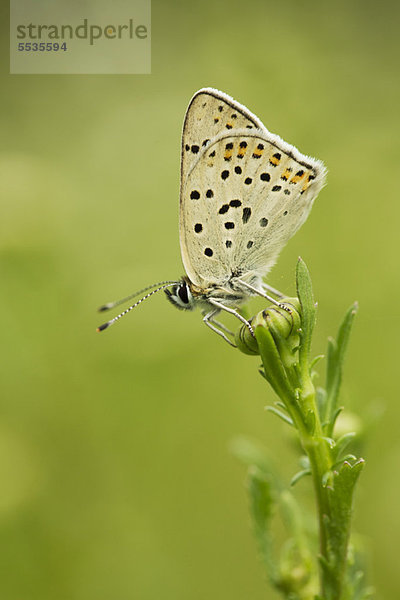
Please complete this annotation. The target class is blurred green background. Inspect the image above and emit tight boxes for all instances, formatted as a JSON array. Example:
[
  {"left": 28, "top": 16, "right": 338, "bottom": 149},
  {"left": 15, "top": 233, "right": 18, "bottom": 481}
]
[{"left": 1, "top": 1, "right": 399, "bottom": 598}]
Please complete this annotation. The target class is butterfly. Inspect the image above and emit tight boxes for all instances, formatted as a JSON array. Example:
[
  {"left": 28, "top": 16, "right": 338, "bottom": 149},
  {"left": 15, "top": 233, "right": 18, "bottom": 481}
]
[{"left": 97, "top": 88, "right": 326, "bottom": 345}]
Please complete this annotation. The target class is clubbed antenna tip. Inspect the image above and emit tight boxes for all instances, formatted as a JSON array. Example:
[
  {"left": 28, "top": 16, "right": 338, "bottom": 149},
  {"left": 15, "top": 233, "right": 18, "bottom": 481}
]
[{"left": 97, "top": 322, "right": 110, "bottom": 332}]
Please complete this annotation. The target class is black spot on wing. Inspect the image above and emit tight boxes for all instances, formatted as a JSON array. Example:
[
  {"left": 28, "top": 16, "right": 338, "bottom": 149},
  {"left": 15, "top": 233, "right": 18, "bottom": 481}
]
[
  {"left": 229, "top": 199, "right": 241, "bottom": 208},
  {"left": 242, "top": 207, "right": 251, "bottom": 224}
]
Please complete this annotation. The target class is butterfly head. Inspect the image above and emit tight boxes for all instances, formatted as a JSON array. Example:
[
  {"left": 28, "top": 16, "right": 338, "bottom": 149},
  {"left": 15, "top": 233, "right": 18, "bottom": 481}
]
[{"left": 164, "top": 279, "right": 196, "bottom": 311}]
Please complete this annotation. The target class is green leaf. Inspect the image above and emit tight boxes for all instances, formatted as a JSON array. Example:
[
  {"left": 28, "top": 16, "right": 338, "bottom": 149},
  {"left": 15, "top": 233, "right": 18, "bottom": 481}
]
[
  {"left": 296, "top": 257, "right": 317, "bottom": 370},
  {"left": 299, "top": 455, "right": 310, "bottom": 469},
  {"left": 247, "top": 466, "right": 279, "bottom": 583},
  {"left": 275, "top": 401, "right": 290, "bottom": 412},
  {"left": 322, "top": 436, "right": 335, "bottom": 448},
  {"left": 336, "top": 302, "right": 358, "bottom": 361},
  {"left": 311, "top": 354, "right": 325, "bottom": 369},
  {"left": 304, "top": 409, "right": 316, "bottom": 435},
  {"left": 290, "top": 468, "right": 311, "bottom": 487},
  {"left": 255, "top": 323, "right": 299, "bottom": 413},
  {"left": 322, "top": 406, "right": 345, "bottom": 431},
  {"left": 320, "top": 459, "right": 365, "bottom": 598},
  {"left": 317, "top": 386, "right": 328, "bottom": 419},
  {"left": 333, "top": 432, "right": 356, "bottom": 462},
  {"left": 325, "top": 337, "right": 337, "bottom": 408},
  {"left": 332, "top": 454, "right": 357, "bottom": 470},
  {"left": 322, "top": 470, "right": 333, "bottom": 487},
  {"left": 265, "top": 406, "right": 294, "bottom": 427},
  {"left": 324, "top": 303, "right": 358, "bottom": 436}
]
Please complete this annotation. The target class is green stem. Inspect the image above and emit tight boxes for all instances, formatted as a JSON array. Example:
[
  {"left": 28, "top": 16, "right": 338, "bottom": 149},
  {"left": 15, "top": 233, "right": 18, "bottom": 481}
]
[
  {"left": 244, "top": 273, "right": 362, "bottom": 599},
  {"left": 297, "top": 372, "right": 345, "bottom": 600}
]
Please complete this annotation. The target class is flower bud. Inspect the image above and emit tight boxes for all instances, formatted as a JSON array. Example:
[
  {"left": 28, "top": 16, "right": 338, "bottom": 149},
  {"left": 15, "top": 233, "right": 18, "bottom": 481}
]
[{"left": 236, "top": 298, "right": 302, "bottom": 363}]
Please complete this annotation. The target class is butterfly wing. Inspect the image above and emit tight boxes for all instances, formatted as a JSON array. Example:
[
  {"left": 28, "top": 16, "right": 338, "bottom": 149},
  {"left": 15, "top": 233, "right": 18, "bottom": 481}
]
[
  {"left": 180, "top": 91, "right": 327, "bottom": 289},
  {"left": 180, "top": 88, "right": 265, "bottom": 183}
]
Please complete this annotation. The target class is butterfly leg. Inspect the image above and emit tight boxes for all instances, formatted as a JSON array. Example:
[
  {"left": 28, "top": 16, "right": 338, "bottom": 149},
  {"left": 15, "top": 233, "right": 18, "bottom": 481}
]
[
  {"left": 208, "top": 298, "right": 255, "bottom": 337},
  {"left": 237, "top": 280, "right": 291, "bottom": 313},
  {"left": 209, "top": 317, "right": 235, "bottom": 336},
  {"left": 203, "top": 309, "right": 237, "bottom": 347}
]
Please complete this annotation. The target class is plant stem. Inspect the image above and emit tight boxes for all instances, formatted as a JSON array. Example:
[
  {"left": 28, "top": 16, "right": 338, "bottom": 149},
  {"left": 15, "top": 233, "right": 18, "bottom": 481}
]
[
  {"left": 237, "top": 263, "right": 364, "bottom": 599},
  {"left": 297, "top": 369, "right": 347, "bottom": 599}
]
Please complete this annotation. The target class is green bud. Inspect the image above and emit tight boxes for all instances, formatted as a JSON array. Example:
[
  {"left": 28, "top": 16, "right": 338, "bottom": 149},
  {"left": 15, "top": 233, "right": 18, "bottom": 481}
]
[
  {"left": 235, "top": 309, "right": 265, "bottom": 355},
  {"left": 236, "top": 298, "right": 302, "bottom": 364}
]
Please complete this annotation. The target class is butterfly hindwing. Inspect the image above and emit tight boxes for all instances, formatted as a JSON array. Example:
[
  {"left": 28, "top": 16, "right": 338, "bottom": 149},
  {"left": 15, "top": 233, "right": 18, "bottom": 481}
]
[{"left": 180, "top": 129, "right": 326, "bottom": 288}]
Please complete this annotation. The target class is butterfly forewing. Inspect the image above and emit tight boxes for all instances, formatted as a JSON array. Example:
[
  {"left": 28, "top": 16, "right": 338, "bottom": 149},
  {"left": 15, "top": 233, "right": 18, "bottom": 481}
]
[
  {"left": 180, "top": 88, "right": 264, "bottom": 183},
  {"left": 180, "top": 129, "right": 325, "bottom": 289}
]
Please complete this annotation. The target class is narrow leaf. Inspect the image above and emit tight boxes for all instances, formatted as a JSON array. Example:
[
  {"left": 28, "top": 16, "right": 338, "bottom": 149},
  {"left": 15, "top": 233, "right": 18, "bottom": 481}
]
[
  {"left": 333, "top": 432, "right": 356, "bottom": 461},
  {"left": 322, "top": 436, "right": 336, "bottom": 449},
  {"left": 317, "top": 386, "right": 328, "bottom": 419},
  {"left": 255, "top": 324, "right": 298, "bottom": 409},
  {"left": 265, "top": 406, "right": 294, "bottom": 426},
  {"left": 290, "top": 468, "right": 311, "bottom": 487},
  {"left": 275, "top": 401, "right": 289, "bottom": 412},
  {"left": 322, "top": 459, "right": 365, "bottom": 596},
  {"left": 325, "top": 303, "right": 358, "bottom": 435},
  {"left": 247, "top": 466, "right": 279, "bottom": 582},
  {"left": 337, "top": 302, "right": 358, "bottom": 362},
  {"left": 304, "top": 409, "right": 316, "bottom": 435},
  {"left": 311, "top": 354, "right": 325, "bottom": 369},
  {"left": 296, "top": 257, "right": 316, "bottom": 369},
  {"left": 325, "top": 337, "right": 338, "bottom": 407}
]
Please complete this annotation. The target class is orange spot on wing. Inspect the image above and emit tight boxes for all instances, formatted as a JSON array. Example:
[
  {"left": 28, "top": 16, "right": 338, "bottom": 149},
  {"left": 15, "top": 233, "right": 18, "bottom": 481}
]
[
  {"left": 290, "top": 170, "right": 306, "bottom": 184},
  {"left": 224, "top": 149, "right": 233, "bottom": 160},
  {"left": 269, "top": 155, "right": 281, "bottom": 166},
  {"left": 301, "top": 173, "right": 314, "bottom": 193},
  {"left": 281, "top": 167, "right": 293, "bottom": 181}
]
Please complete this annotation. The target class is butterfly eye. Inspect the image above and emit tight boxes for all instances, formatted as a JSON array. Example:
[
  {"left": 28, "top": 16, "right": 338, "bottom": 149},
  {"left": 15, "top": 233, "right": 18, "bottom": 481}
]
[
  {"left": 178, "top": 284, "right": 189, "bottom": 304},
  {"left": 165, "top": 282, "right": 194, "bottom": 311}
]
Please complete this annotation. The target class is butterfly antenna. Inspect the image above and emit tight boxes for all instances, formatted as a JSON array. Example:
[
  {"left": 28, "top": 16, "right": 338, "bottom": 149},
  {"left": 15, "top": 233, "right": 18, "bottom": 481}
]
[
  {"left": 97, "top": 281, "right": 178, "bottom": 312},
  {"left": 97, "top": 282, "right": 178, "bottom": 332}
]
